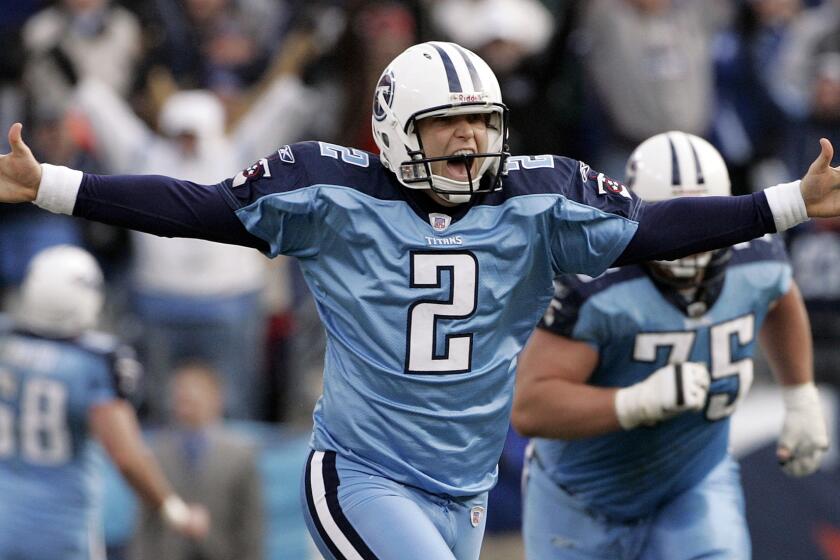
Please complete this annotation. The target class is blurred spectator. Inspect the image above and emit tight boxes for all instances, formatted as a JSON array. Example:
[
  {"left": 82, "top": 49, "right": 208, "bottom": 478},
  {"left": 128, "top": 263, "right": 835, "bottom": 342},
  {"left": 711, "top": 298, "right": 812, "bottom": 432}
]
[
  {"left": 307, "top": 1, "right": 417, "bottom": 150},
  {"left": 576, "top": 0, "right": 732, "bottom": 178},
  {"left": 0, "top": 0, "right": 41, "bottom": 153},
  {"left": 774, "top": 0, "right": 840, "bottom": 121},
  {"left": 712, "top": 0, "right": 803, "bottom": 193},
  {"left": 21, "top": 0, "right": 142, "bottom": 117},
  {"left": 73, "top": 75, "right": 318, "bottom": 421},
  {"left": 783, "top": 25, "right": 840, "bottom": 176},
  {"left": 130, "top": 363, "right": 264, "bottom": 560},
  {"left": 143, "top": 0, "right": 286, "bottom": 95}
]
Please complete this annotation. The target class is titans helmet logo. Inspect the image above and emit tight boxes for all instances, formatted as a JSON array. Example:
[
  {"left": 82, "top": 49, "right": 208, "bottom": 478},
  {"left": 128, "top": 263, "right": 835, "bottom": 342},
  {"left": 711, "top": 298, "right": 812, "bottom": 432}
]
[{"left": 373, "top": 70, "right": 395, "bottom": 122}]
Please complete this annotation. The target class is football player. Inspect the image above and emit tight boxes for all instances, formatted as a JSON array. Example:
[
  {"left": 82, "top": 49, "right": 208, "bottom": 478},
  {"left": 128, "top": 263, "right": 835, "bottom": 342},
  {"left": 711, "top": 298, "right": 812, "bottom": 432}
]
[
  {"left": 0, "top": 42, "right": 839, "bottom": 559},
  {"left": 0, "top": 246, "right": 208, "bottom": 560},
  {"left": 512, "top": 131, "right": 829, "bottom": 559}
]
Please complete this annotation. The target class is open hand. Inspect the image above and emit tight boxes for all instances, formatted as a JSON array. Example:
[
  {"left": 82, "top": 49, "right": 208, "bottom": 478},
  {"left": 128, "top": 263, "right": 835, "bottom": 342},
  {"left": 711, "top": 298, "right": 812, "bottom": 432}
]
[
  {"left": 801, "top": 138, "right": 840, "bottom": 218},
  {"left": 0, "top": 123, "right": 42, "bottom": 203}
]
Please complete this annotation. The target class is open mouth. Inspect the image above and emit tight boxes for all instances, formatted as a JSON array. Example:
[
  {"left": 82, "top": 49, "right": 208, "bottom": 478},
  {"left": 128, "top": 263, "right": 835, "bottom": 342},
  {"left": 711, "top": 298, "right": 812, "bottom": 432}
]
[{"left": 445, "top": 150, "right": 475, "bottom": 181}]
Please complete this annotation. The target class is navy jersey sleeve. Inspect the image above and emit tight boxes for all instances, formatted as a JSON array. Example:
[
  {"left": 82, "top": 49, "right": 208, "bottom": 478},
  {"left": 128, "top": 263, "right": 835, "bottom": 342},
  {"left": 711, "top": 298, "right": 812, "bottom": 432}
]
[
  {"left": 75, "top": 174, "right": 267, "bottom": 251},
  {"left": 615, "top": 192, "right": 777, "bottom": 266},
  {"left": 78, "top": 333, "right": 142, "bottom": 404}
]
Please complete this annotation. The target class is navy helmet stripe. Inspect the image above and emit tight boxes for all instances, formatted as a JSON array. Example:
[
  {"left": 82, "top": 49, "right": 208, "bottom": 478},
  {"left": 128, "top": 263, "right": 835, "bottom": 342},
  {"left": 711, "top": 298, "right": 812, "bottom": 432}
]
[
  {"left": 431, "top": 44, "right": 462, "bottom": 92},
  {"left": 668, "top": 137, "right": 681, "bottom": 186},
  {"left": 687, "top": 138, "right": 705, "bottom": 185},
  {"left": 454, "top": 45, "right": 483, "bottom": 91}
]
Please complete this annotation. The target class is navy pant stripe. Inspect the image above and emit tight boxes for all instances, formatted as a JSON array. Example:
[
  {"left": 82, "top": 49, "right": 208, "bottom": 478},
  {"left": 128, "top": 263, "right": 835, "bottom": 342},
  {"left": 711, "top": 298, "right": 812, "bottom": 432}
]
[
  {"left": 305, "top": 451, "right": 347, "bottom": 560},
  {"left": 322, "top": 452, "right": 379, "bottom": 559}
]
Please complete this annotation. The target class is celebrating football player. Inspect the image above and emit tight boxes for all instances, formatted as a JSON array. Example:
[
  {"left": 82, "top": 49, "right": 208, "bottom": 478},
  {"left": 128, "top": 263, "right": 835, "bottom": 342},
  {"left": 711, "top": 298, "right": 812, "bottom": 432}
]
[
  {"left": 0, "top": 42, "right": 839, "bottom": 559},
  {"left": 512, "top": 132, "right": 828, "bottom": 560},
  {"left": 0, "top": 246, "right": 208, "bottom": 560}
]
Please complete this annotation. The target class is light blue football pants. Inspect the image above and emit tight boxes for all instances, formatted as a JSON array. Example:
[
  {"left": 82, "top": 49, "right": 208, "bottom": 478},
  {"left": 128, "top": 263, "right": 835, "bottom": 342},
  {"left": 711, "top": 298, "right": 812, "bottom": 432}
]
[
  {"left": 301, "top": 450, "right": 489, "bottom": 560},
  {"left": 523, "top": 453, "right": 750, "bottom": 560}
]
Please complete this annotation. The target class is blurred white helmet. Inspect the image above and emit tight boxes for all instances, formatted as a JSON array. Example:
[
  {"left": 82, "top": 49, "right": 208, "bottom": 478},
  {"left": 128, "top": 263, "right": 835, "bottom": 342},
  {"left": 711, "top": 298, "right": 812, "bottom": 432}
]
[
  {"left": 371, "top": 41, "right": 509, "bottom": 204},
  {"left": 17, "top": 245, "right": 104, "bottom": 337},
  {"left": 625, "top": 131, "right": 730, "bottom": 201},
  {"left": 625, "top": 131, "right": 731, "bottom": 288}
]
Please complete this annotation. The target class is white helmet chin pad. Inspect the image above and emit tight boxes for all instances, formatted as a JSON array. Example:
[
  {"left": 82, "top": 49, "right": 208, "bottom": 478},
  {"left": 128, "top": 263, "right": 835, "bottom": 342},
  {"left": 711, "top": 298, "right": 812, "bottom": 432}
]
[{"left": 371, "top": 42, "right": 510, "bottom": 202}]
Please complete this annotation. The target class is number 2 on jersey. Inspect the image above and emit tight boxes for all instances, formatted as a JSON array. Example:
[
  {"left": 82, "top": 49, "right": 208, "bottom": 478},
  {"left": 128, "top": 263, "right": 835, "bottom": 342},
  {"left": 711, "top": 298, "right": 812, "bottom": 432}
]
[{"left": 406, "top": 251, "right": 478, "bottom": 374}]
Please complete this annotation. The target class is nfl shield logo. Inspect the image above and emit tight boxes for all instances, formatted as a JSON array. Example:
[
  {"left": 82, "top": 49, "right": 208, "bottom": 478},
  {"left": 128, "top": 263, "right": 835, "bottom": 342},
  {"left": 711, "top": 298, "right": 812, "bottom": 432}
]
[
  {"left": 429, "top": 213, "right": 451, "bottom": 232},
  {"left": 470, "top": 506, "right": 485, "bottom": 528}
]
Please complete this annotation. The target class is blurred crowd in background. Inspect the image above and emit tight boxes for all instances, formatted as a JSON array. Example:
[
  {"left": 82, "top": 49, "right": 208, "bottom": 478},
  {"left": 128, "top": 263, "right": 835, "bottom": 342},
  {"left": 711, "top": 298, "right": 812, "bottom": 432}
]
[{"left": 0, "top": 0, "right": 840, "bottom": 556}]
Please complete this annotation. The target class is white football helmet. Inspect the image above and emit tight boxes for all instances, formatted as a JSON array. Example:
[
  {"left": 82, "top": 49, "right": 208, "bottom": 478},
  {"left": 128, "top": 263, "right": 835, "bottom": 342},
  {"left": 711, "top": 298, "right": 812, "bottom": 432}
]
[
  {"left": 625, "top": 131, "right": 731, "bottom": 287},
  {"left": 371, "top": 41, "right": 509, "bottom": 204},
  {"left": 17, "top": 245, "right": 104, "bottom": 337}
]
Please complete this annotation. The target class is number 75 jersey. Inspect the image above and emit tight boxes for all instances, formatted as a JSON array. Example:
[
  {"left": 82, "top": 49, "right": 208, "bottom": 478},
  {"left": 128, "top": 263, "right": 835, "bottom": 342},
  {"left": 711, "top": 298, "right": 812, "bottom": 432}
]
[
  {"left": 219, "top": 142, "right": 641, "bottom": 496},
  {"left": 532, "top": 235, "right": 791, "bottom": 521}
]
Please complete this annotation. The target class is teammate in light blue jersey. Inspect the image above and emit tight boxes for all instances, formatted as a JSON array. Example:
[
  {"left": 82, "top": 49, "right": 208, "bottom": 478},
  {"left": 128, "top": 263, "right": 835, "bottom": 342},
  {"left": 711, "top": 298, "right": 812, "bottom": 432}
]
[
  {"left": 513, "top": 132, "right": 830, "bottom": 560},
  {"left": 1, "top": 43, "right": 840, "bottom": 560},
  {"left": 0, "top": 246, "right": 208, "bottom": 560}
]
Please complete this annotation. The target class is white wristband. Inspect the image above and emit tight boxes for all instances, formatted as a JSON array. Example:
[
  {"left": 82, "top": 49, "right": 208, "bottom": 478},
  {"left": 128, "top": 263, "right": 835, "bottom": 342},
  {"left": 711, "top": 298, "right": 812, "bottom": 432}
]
[
  {"left": 764, "top": 180, "right": 808, "bottom": 232},
  {"left": 160, "top": 495, "right": 190, "bottom": 529},
  {"left": 33, "top": 164, "right": 83, "bottom": 215},
  {"left": 614, "top": 388, "right": 643, "bottom": 430},
  {"left": 781, "top": 382, "right": 819, "bottom": 409}
]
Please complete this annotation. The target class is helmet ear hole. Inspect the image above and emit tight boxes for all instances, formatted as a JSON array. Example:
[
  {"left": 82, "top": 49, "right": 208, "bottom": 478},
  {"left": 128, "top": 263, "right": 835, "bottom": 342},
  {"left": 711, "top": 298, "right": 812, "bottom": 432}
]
[{"left": 381, "top": 132, "right": 390, "bottom": 148}]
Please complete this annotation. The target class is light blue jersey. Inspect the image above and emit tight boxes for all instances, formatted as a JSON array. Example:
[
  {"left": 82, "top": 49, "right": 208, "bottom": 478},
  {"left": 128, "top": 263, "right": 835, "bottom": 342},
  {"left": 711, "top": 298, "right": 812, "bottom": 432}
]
[
  {"left": 0, "top": 320, "right": 136, "bottom": 560},
  {"left": 219, "top": 143, "right": 640, "bottom": 500},
  {"left": 532, "top": 235, "right": 791, "bottom": 521}
]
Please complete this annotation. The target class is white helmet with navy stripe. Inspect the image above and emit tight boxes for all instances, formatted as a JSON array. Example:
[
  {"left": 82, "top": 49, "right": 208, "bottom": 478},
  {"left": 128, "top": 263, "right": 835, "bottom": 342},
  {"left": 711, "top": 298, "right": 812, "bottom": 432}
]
[
  {"left": 372, "top": 41, "right": 509, "bottom": 203},
  {"left": 625, "top": 131, "right": 731, "bottom": 289},
  {"left": 625, "top": 131, "right": 730, "bottom": 201}
]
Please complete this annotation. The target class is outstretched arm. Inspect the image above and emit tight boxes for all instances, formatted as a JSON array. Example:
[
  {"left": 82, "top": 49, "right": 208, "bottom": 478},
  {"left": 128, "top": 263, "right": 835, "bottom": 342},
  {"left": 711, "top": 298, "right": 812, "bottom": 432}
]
[
  {"left": 0, "top": 124, "right": 267, "bottom": 250},
  {"left": 615, "top": 139, "right": 840, "bottom": 266},
  {"left": 759, "top": 282, "right": 829, "bottom": 477},
  {"left": 90, "top": 400, "right": 210, "bottom": 538}
]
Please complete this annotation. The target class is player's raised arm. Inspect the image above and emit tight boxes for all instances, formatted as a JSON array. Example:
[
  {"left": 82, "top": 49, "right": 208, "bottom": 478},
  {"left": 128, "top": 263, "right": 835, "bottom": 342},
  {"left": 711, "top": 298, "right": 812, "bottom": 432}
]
[{"left": 0, "top": 123, "right": 266, "bottom": 250}]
